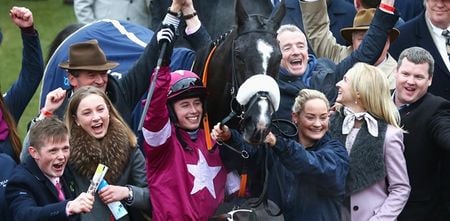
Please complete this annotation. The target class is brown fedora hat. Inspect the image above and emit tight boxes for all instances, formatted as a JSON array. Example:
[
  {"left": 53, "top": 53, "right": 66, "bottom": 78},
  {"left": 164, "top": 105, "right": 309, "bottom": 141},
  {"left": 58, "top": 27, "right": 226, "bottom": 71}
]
[
  {"left": 340, "top": 8, "right": 399, "bottom": 44},
  {"left": 59, "top": 39, "right": 119, "bottom": 71}
]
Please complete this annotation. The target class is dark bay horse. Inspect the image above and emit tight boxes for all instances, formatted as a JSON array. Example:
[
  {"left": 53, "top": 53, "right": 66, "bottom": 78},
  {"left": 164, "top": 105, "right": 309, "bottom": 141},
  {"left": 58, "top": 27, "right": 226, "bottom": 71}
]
[{"left": 192, "top": 0, "right": 286, "bottom": 144}]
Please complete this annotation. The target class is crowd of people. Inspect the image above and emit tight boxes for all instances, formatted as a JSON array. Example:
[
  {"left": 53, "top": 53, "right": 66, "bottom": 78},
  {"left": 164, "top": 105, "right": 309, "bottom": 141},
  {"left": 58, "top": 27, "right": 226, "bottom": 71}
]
[{"left": 1, "top": 0, "right": 450, "bottom": 220}]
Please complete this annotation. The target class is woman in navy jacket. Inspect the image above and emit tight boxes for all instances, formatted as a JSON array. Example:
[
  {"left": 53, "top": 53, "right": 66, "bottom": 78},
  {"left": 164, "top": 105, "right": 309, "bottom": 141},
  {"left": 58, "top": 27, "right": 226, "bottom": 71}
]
[{"left": 213, "top": 89, "right": 349, "bottom": 221}]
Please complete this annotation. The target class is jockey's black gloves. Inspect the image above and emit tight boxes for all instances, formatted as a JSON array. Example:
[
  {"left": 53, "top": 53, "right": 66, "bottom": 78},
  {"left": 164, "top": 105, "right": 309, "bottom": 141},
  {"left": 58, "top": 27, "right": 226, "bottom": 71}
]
[{"left": 157, "top": 24, "right": 177, "bottom": 66}]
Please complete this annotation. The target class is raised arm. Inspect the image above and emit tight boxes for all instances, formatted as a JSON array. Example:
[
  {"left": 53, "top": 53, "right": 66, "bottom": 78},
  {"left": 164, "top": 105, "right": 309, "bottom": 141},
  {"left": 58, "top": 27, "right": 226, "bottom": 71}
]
[
  {"left": 300, "top": 0, "right": 352, "bottom": 63},
  {"left": 142, "top": 25, "right": 176, "bottom": 147},
  {"left": 334, "top": 1, "right": 398, "bottom": 81},
  {"left": 5, "top": 7, "right": 44, "bottom": 122},
  {"left": 180, "top": 0, "right": 212, "bottom": 50},
  {"left": 119, "top": 0, "right": 205, "bottom": 113}
]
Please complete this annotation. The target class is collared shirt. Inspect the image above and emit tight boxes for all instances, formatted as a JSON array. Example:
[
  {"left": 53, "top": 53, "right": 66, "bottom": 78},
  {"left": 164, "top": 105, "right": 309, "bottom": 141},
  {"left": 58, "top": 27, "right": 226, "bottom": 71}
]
[
  {"left": 425, "top": 15, "right": 450, "bottom": 71},
  {"left": 391, "top": 91, "right": 410, "bottom": 110},
  {"left": 46, "top": 176, "right": 60, "bottom": 187}
]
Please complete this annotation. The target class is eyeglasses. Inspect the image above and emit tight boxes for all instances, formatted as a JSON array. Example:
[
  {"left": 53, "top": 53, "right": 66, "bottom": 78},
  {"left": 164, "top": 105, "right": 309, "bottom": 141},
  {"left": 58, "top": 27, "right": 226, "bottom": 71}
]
[{"left": 168, "top": 77, "right": 203, "bottom": 97}]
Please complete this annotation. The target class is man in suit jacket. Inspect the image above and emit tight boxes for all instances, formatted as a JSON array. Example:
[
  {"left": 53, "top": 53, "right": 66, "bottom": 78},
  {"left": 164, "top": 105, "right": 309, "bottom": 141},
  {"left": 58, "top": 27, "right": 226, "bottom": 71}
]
[
  {"left": 392, "top": 47, "right": 450, "bottom": 221},
  {"left": 6, "top": 118, "right": 94, "bottom": 221},
  {"left": 389, "top": 0, "right": 450, "bottom": 100}
]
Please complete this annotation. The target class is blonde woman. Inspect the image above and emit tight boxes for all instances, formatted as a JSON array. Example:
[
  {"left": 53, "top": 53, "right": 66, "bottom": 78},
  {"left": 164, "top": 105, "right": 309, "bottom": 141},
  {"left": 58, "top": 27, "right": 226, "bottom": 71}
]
[{"left": 330, "top": 62, "right": 410, "bottom": 220}]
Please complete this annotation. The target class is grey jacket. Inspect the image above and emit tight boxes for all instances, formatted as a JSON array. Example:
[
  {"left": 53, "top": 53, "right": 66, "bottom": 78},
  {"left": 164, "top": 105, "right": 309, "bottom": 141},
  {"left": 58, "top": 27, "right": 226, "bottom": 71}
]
[
  {"left": 74, "top": 0, "right": 152, "bottom": 28},
  {"left": 72, "top": 148, "right": 150, "bottom": 221}
]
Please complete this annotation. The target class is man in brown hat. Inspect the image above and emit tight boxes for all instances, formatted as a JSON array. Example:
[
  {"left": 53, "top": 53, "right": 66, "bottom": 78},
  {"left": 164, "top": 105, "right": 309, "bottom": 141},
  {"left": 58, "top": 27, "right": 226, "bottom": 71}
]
[
  {"left": 274, "top": 0, "right": 399, "bottom": 121},
  {"left": 300, "top": 0, "right": 400, "bottom": 89},
  {"left": 58, "top": 39, "right": 119, "bottom": 93}
]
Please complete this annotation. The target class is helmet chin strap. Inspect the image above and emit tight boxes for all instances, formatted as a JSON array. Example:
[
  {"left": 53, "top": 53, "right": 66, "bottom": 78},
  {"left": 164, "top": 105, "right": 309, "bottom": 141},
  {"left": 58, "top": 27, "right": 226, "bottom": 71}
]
[{"left": 186, "top": 129, "right": 200, "bottom": 140}]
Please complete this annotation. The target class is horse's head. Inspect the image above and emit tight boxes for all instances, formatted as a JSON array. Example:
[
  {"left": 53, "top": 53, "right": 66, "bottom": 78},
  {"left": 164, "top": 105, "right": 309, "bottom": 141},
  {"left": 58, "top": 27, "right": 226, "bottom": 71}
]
[
  {"left": 231, "top": 0, "right": 285, "bottom": 144},
  {"left": 196, "top": 0, "right": 285, "bottom": 144},
  {"left": 236, "top": 75, "right": 280, "bottom": 144},
  {"left": 232, "top": 0, "right": 286, "bottom": 83}
]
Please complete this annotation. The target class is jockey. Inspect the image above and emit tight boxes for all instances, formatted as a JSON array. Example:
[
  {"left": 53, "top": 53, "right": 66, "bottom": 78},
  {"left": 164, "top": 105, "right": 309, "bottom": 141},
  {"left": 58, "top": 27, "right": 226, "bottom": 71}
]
[{"left": 141, "top": 11, "right": 237, "bottom": 219}]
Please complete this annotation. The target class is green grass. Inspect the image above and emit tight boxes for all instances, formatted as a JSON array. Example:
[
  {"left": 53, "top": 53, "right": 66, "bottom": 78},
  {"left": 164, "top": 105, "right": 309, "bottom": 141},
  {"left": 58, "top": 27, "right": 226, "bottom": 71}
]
[{"left": 0, "top": 0, "right": 76, "bottom": 138}]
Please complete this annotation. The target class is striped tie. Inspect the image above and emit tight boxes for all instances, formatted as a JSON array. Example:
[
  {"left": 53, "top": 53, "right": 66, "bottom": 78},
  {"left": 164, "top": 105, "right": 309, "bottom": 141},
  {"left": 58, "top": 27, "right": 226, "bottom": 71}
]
[{"left": 442, "top": 30, "right": 450, "bottom": 59}]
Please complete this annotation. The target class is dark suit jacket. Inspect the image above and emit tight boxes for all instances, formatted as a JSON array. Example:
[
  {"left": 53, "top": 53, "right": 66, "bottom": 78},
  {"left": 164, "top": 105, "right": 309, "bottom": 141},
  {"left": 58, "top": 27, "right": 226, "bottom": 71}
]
[
  {"left": 327, "top": 0, "right": 356, "bottom": 45},
  {"left": 279, "top": 0, "right": 355, "bottom": 50},
  {"left": 389, "top": 12, "right": 450, "bottom": 100},
  {"left": 5, "top": 156, "right": 79, "bottom": 221},
  {"left": 397, "top": 93, "right": 450, "bottom": 221},
  {"left": 395, "top": 0, "right": 424, "bottom": 21},
  {"left": 0, "top": 154, "right": 16, "bottom": 221},
  {"left": 280, "top": 0, "right": 304, "bottom": 30}
]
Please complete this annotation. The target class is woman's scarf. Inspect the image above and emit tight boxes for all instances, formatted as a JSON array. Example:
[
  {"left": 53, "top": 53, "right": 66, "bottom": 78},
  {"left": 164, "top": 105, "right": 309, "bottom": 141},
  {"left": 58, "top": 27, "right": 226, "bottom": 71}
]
[
  {"left": 0, "top": 109, "right": 10, "bottom": 141},
  {"left": 342, "top": 107, "right": 378, "bottom": 137},
  {"left": 69, "top": 119, "right": 133, "bottom": 183}
]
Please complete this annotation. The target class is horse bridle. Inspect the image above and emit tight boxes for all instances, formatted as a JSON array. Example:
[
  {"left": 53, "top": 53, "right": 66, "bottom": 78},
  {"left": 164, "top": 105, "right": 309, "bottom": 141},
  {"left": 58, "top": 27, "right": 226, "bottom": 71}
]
[
  {"left": 222, "top": 29, "right": 277, "bottom": 123},
  {"left": 239, "top": 91, "right": 276, "bottom": 127},
  {"left": 213, "top": 27, "right": 279, "bottom": 157}
]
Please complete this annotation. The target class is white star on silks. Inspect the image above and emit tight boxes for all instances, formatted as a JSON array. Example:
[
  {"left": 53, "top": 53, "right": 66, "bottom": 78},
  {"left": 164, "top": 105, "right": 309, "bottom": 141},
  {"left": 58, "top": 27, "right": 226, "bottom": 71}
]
[{"left": 187, "top": 149, "right": 222, "bottom": 199}]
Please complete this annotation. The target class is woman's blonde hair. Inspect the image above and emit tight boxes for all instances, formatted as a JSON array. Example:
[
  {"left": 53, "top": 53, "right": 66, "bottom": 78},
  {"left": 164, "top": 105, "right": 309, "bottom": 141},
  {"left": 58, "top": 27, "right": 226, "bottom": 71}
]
[
  {"left": 345, "top": 63, "right": 401, "bottom": 128},
  {"left": 64, "top": 86, "right": 137, "bottom": 147},
  {"left": 292, "top": 89, "right": 330, "bottom": 114}
]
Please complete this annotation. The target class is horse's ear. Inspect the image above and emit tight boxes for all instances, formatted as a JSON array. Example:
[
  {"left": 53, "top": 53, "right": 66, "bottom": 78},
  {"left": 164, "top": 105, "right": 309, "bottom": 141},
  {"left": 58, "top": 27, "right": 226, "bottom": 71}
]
[
  {"left": 268, "top": 0, "right": 286, "bottom": 30},
  {"left": 235, "top": 0, "right": 249, "bottom": 28}
]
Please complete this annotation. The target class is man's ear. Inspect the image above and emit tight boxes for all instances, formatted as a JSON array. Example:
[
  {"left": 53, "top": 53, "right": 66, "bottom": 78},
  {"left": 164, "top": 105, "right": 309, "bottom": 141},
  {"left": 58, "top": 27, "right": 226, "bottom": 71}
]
[
  {"left": 67, "top": 72, "right": 78, "bottom": 88},
  {"left": 29, "top": 146, "right": 39, "bottom": 160}
]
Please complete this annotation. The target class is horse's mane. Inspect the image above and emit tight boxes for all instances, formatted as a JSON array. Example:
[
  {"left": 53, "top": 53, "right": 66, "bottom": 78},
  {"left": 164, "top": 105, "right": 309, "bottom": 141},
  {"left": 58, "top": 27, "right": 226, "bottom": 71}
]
[
  {"left": 193, "top": 12, "right": 273, "bottom": 78},
  {"left": 192, "top": 29, "right": 234, "bottom": 79},
  {"left": 212, "top": 29, "right": 233, "bottom": 47}
]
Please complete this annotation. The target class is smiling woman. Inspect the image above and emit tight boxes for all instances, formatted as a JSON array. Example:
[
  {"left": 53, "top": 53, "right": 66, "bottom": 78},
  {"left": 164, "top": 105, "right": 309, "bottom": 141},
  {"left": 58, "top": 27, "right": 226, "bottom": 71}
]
[
  {"left": 330, "top": 62, "right": 410, "bottom": 221},
  {"left": 64, "top": 86, "right": 151, "bottom": 221},
  {"left": 213, "top": 89, "right": 350, "bottom": 221}
]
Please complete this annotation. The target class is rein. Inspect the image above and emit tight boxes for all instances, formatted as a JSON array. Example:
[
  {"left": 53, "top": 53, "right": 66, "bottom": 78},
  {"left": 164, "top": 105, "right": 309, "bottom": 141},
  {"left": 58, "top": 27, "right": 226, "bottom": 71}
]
[
  {"left": 201, "top": 30, "right": 233, "bottom": 151},
  {"left": 201, "top": 43, "right": 249, "bottom": 158},
  {"left": 202, "top": 45, "right": 217, "bottom": 151}
]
